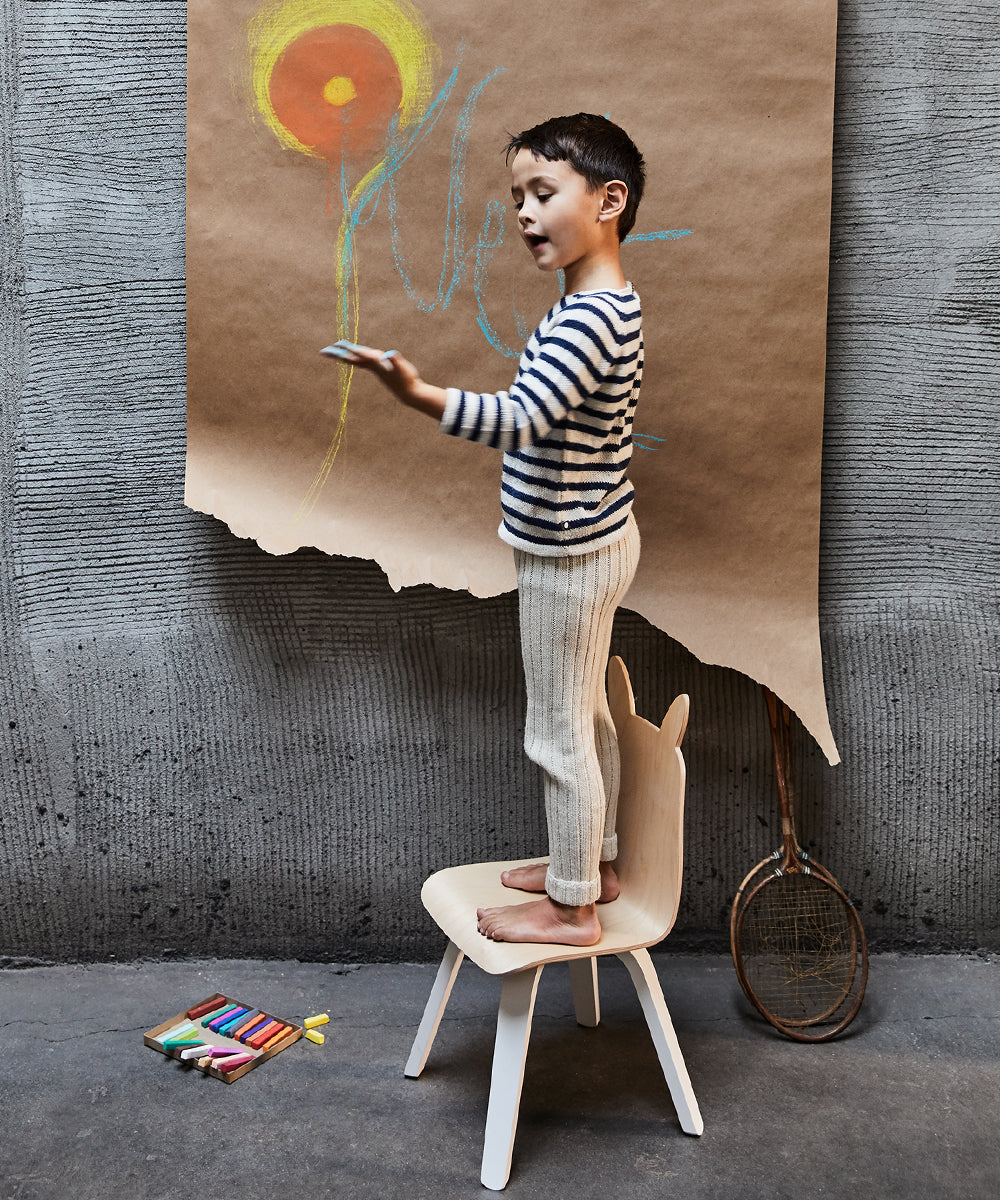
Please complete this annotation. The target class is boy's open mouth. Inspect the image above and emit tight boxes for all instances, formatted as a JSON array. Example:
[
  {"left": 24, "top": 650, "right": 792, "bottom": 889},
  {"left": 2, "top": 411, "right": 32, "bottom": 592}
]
[{"left": 525, "top": 234, "right": 548, "bottom": 248}]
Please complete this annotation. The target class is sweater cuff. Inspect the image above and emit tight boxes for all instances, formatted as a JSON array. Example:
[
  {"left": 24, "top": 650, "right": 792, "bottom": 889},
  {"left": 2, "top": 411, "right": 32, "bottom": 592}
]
[{"left": 440, "top": 387, "right": 465, "bottom": 437}]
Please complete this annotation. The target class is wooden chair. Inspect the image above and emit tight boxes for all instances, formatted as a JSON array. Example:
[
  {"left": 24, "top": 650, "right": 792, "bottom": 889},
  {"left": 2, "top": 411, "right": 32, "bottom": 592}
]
[{"left": 404, "top": 656, "right": 704, "bottom": 1189}]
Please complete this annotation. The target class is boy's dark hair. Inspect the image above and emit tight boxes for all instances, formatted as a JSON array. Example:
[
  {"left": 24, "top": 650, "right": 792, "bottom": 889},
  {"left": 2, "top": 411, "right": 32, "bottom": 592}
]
[{"left": 504, "top": 113, "right": 646, "bottom": 241}]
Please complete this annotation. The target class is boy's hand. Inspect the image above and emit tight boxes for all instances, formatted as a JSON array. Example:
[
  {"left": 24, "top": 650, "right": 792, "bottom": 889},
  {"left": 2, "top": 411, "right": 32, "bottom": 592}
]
[{"left": 320, "top": 340, "right": 446, "bottom": 420}]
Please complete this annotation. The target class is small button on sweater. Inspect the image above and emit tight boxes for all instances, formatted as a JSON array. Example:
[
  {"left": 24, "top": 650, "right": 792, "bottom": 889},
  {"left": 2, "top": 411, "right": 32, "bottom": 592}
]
[{"left": 440, "top": 285, "right": 643, "bottom": 556}]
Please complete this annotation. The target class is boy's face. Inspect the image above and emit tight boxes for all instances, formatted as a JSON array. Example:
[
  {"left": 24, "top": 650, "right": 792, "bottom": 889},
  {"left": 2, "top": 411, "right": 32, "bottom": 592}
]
[{"left": 509, "top": 150, "right": 608, "bottom": 276}]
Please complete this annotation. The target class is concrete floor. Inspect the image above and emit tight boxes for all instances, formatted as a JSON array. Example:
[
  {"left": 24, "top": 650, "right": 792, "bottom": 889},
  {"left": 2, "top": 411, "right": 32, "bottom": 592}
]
[{"left": 0, "top": 953, "right": 997, "bottom": 1199}]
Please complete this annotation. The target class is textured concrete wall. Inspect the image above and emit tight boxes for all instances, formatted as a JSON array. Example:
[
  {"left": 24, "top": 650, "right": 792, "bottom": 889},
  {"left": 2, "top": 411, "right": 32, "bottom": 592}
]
[{"left": 1, "top": 0, "right": 997, "bottom": 965}]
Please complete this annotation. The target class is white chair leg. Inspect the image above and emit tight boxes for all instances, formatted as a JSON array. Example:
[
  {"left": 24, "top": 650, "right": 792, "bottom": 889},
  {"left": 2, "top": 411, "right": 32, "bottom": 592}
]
[
  {"left": 567, "top": 957, "right": 600, "bottom": 1027},
  {"left": 617, "top": 948, "right": 704, "bottom": 1136},
  {"left": 404, "top": 940, "right": 465, "bottom": 1079},
  {"left": 481, "top": 965, "right": 543, "bottom": 1191}
]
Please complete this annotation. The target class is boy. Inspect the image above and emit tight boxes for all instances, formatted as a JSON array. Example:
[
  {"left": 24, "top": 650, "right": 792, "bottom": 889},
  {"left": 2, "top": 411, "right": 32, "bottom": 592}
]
[{"left": 325, "top": 113, "right": 646, "bottom": 946}]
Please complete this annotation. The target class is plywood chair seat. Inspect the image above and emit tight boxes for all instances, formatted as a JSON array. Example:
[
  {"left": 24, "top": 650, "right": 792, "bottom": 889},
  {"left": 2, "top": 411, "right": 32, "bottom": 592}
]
[
  {"left": 420, "top": 854, "right": 676, "bottom": 977},
  {"left": 405, "top": 657, "right": 703, "bottom": 1190}
]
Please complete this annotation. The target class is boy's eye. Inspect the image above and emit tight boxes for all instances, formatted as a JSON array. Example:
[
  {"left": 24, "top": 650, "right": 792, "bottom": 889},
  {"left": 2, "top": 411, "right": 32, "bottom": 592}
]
[{"left": 537, "top": 193, "right": 551, "bottom": 203}]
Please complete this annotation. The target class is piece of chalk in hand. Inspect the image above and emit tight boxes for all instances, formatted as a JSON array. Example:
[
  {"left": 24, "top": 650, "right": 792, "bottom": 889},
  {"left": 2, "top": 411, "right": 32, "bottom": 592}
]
[
  {"left": 320, "top": 345, "right": 354, "bottom": 359},
  {"left": 381, "top": 350, "right": 398, "bottom": 362}
]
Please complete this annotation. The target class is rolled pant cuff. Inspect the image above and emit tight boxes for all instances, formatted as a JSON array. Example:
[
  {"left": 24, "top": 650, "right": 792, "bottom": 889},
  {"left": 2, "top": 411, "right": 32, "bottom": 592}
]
[
  {"left": 600, "top": 835, "right": 618, "bottom": 861},
  {"left": 546, "top": 867, "right": 601, "bottom": 907}
]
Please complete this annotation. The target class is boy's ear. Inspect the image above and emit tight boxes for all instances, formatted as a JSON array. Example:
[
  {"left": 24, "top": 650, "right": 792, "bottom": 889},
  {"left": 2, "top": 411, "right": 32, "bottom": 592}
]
[{"left": 598, "top": 180, "right": 628, "bottom": 225}]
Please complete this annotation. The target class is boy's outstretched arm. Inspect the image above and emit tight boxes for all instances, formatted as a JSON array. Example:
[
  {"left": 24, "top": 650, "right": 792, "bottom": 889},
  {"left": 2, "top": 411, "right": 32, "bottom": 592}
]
[{"left": 322, "top": 341, "right": 446, "bottom": 421}]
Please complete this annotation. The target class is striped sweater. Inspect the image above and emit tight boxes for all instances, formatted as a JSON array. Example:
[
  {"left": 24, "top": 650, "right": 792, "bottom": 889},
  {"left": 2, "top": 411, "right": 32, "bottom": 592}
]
[{"left": 440, "top": 286, "right": 643, "bottom": 555}]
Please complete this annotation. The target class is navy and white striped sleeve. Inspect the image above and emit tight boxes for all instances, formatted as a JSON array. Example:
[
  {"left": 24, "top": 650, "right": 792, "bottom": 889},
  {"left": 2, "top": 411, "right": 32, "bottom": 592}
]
[{"left": 439, "top": 299, "right": 620, "bottom": 451}]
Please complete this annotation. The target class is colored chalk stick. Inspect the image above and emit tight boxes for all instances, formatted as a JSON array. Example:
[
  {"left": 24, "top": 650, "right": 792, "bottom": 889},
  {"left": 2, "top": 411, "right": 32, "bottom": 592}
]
[
  {"left": 304, "top": 1030, "right": 325, "bottom": 1045},
  {"left": 204, "top": 1006, "right": 241, "bottom": 1029},
  {"left": 260, "top": 1025, "right": 290, "bottom": 1052},
  {"left": 238, "top": 1017, "right": 273, "bottom": 1046},
  {"left": 216, "top": 1053, "right": 254, "bottom": 1074},
  {"left": 304, "top": 1014, "right": 329, "bottom": 1029},
  {"left": 201, "top": 1005, "right": 238, "bottom": 1028},
  {"left": 238, "top": 1018, "right": 272, "bottom": 1044},
  {"left": 163, "top": 1034, "right": 203, "bottom": 1049},
  {"left": 209, "top": 1006, "right": 247, "bottom": 1031},
  {"left": 246, "top": 1020, "right": 280, "bottom": 1048},
  {"left": 196, "top": 1004, "right": 234, "bottom": 1026},
  {"left": 213, "top": 1007, "right": 250, "bottom": 1033},
  {"left": 248, "top": 1021, "right": 281, "bottom": 1050},
  {"left": 230, "top": 1010, "right": 263, "bottom": 1039},
  {"left": 157, "top": 1021, "right": 197, "bottom": 1043},
  {"left": 180, "top": 1043, "right": 211, "bottom": 1061},
  {"left": 228, "top": 1006, "right": 260, "bottom": 1029},
  {"left": 157, "top": 1020, "right": 193, "bottom": 1040},
  {"left": 186, "top": 996, "right": 227, "bottom": 1021},
  {"left": 193, "top": 1047, "right": 244, "bottom": 1066}
]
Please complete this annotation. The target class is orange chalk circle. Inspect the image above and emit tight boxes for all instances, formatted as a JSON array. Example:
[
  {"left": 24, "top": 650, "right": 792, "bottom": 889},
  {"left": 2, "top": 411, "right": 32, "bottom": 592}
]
[
  {"left": 269, "top": 25, "right": 403, "bottom": 162},
  {"left": 248, "top": 0, "right": 439, "bottom": 164}
]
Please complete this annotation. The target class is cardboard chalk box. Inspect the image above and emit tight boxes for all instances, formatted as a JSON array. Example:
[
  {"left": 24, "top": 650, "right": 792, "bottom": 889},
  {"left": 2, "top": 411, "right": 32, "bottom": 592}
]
[{"left": 144, "top": 992, "right": 303, "bottom": 1083}]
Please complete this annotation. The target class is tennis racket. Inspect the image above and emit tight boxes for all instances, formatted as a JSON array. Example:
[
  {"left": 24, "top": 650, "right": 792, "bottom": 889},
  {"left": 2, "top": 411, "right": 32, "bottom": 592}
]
[{"left": 730, "top": 688, "right": 868, "bottom": 1041}]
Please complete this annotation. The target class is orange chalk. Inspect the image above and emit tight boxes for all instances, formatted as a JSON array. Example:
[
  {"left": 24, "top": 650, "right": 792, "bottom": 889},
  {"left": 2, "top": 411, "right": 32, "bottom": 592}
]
[{"left": 231, "top": 1010, "right": 265, "bottom": 1040}]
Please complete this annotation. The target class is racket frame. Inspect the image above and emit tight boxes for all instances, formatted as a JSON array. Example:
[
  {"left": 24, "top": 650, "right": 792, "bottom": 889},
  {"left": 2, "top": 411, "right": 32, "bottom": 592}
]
[{"left": 729, "top": 689, "right": 868, "bottom": 1041}]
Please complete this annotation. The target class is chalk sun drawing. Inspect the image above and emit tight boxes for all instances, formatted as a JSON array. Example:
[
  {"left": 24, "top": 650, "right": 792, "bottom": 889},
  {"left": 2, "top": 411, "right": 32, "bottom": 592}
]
[
  {"left": 248, "top": 0, "right": 466, "bottom": 524},
  {"left": 247, "top": 0, "right": 689, "bottom": 518}
]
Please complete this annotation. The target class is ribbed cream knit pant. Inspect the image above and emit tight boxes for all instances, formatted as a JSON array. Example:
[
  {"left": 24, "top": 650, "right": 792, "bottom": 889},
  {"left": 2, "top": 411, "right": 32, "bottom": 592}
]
[{"left": 513, "top": 514, "right": 641, "bottom": 906}]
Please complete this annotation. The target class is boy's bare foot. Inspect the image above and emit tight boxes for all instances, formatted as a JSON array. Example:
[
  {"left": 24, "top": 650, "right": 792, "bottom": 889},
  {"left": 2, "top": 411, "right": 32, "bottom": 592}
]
[
  {"left": 500, "top": 860, "right": 621, "bottom": 903},
  {"left": 476, "top": 897, "right": 601, "bottom": 946}
]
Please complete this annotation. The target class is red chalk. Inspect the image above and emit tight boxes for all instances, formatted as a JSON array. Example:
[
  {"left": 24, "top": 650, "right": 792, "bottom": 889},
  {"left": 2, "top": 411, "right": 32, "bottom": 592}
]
[
  {"left": 186, "top": 995, "right": 227, "bottom": 1021},
  {"left": 248, "top": 1020, "right": 281, "bottom": 1049},
  {"left": 260, "top": 1024, "right": 290, "bottom": 1052},
  {"left": 216, "top": 1052, "right": 254, "bottom": 1073}
]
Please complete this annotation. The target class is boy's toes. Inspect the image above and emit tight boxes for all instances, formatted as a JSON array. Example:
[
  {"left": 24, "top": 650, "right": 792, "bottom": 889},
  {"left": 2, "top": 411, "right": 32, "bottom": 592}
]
[{"left": 476, "top": 906, "right": 494, "bottom": 934}]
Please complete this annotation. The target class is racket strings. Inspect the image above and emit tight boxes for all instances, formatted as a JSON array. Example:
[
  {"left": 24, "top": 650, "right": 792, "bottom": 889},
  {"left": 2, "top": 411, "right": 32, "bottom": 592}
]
[{"left": 737, "top": 872, "right": 860, "bottom": 1026}]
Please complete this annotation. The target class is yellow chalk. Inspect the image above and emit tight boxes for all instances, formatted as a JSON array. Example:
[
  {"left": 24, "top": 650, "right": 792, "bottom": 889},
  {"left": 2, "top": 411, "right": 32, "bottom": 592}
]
[
  {"left": 304, "top": 1014, "right": 329, "bottom": 1029},
  {"left": 304, "top": 1029, "right": 325, "bottom": 1045}
]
